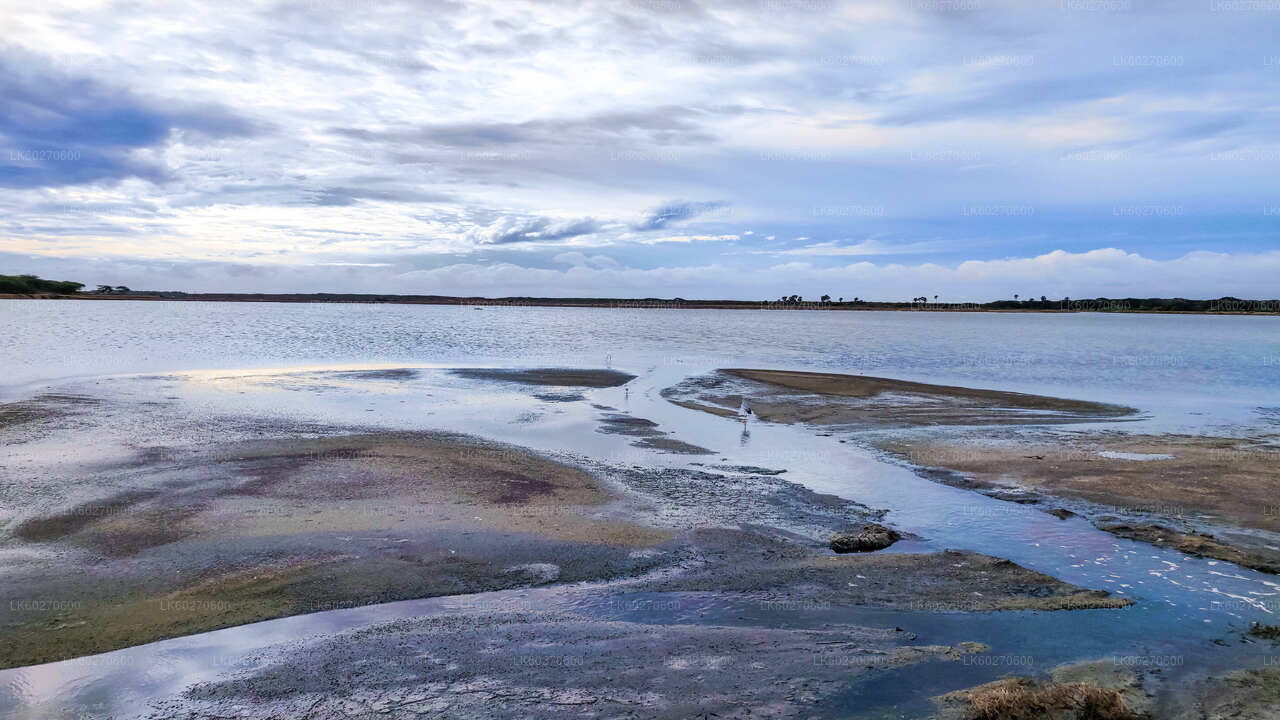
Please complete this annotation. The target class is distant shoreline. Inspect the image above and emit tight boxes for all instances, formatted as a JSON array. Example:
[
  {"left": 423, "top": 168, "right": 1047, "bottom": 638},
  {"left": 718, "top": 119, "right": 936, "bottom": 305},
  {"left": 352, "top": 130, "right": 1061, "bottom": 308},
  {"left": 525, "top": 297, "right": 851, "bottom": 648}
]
[{"left": 3, "top": 292, "right": 1279, "bottom": 315}]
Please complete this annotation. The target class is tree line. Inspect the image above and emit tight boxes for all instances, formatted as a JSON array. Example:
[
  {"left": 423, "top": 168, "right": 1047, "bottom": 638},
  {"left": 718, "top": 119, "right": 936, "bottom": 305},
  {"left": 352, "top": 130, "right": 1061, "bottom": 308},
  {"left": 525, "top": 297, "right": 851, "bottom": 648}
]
[
  {"left": 0, "top": 274, "right": 85, "bottom": 295},
  {"left": 2, "top": 275, "right": 1276, "bottom": 313}
]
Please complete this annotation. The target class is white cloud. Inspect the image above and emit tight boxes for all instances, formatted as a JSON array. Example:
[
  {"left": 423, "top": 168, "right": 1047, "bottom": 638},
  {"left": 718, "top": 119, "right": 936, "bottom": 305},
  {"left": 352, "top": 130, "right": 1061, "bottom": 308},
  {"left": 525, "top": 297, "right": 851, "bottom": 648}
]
[
  {"left": 770, "top": 238, "right": 945, "bottom": 256},
  {"left": 553, "top": 251, "right": 619, "bottom": 269},
  {"left": 12, "top": 247, "right": 1279, "bottom": 300},
  {"left": 379, "top": 248, "right": 1280, "bottom": 301}
]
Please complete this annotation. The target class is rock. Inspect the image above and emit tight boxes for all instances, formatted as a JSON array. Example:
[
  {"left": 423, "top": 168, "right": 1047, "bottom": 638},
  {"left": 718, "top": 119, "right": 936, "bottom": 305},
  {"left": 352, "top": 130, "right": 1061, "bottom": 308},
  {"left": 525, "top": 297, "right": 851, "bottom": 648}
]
[
  {"left": 1047, "top": 508, "right": 1076, "bottom": 520},
  {"left": 830, "top": 524, "right": 901, "bottom": 553}
]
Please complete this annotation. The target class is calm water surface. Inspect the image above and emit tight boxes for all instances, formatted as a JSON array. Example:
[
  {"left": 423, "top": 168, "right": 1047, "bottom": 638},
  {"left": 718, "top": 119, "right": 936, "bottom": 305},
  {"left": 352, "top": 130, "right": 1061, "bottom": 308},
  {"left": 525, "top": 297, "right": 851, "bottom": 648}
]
[{"left": 4, "top": 300, "right": 1279, "bottom": 430}]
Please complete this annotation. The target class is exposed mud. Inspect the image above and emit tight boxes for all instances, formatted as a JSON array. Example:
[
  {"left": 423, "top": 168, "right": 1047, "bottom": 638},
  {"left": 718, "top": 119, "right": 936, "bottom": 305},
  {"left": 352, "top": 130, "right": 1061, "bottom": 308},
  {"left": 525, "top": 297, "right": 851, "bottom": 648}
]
[
  {"left": 0, "top": 421, "right": 1126, "bottom": 671},
  {"left": 1163, "top": 665, "right": 1280, "bottom": 720},
  {"left": 0, "top": 432, "right": 671, "bottom": 668},
  {"left": 451, "top": 368, "right": 636, "bottom": 387},
  {"left": 158, "top": 609, "right": 989, "bottom": 720},
  {"left": 663, "top": 368, "right": 1136, "bottom": 429},
  {"left": 595, "top": 411, "right": 714, "bottom": 455},
  {"left": 661, "top": 368, "right": 1280, "bottom": 579},
  {"left": 649, "top": 544, "right": 1133, "bottom": 612},
  {"left": 878, "top": 431, "right": 1280, "bottom": 573}
]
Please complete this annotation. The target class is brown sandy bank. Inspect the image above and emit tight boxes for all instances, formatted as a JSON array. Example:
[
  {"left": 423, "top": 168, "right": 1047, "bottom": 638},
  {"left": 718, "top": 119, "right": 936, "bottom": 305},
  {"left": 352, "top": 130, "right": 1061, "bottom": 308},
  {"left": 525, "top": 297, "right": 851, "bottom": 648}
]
[
  {"left": 663, "top": 368, "right": 1136, "bottom": 428},
  {"left": 879, "top": 433, "right": 1280, "bottom": 572}
]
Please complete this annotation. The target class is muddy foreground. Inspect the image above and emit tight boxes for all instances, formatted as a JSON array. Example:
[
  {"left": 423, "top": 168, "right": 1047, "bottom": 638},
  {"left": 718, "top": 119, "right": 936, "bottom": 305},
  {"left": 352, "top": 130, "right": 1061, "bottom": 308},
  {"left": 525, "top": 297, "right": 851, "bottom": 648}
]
[
  {"left": 1, "top": 366, "right": 1275, "bottom": 718},
  {"left": 0, "top": 420, "right": 1124, "bottom": 671},
  {"left": 0, "top": 373, "right": 1149, "bottom": 719}
]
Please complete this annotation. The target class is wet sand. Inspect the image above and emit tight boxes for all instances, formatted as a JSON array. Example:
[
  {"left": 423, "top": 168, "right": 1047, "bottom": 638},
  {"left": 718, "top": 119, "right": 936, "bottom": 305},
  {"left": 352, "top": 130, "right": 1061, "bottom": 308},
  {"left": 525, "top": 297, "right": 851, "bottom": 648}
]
[
  {"left": 648, "top": 541, "right": 1132, "bottom": 612},
  {"left": 666, "top": 368, "right": 1280, "bottom": 574},
  {"left": 595, "top": 411, "right": 714, "bottom": 454},
  {"left": 159, "top": 607, "right": 989, "bottom": 720},
  {"left": 0, "top": 423, "right": 1123, "bottom": 670},
  {"left": 139, "top": 528, "right": 1134, "bottom": 718},
  {"left": 0, "top": 432, "right": 672, "bottom": 668},
  {"left": 663, "top": 368, "right": 1136, "bottom": 428},
  {"left": 450, "top": 367, "right": 636, "bottom": 387},
  {"left": 878, "top": 432, "right": 1280, "bottom": 573},
  {"left": 1165, "top": 665, "right": 1280, "bottom": 719},
  {"left": 0, "top": 383, "right": 1132, "bottom": 674}
]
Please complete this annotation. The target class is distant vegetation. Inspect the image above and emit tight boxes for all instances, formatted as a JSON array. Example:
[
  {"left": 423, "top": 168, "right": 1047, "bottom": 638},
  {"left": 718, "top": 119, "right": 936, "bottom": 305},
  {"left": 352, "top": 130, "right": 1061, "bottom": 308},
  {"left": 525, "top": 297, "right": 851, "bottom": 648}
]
[
  {"left": 0, "top": 274, "right": 84, "bottom": 295},
  {"left": 979, "top": 296, "right": 1279, "bottom": 313},
  {"left": 773, "top": 295, "right": 1279, "bottom": 313},
  {"left": 2, "top": 275, "right": 1277, "bottom": 313}
]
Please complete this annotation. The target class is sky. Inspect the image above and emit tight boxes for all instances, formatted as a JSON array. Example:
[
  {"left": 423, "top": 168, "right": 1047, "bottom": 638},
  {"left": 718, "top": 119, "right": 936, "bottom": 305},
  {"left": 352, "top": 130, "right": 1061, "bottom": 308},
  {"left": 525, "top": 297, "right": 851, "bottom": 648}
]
[{"left": 2, "top": 0, "right": 1279, "bottom": 301}]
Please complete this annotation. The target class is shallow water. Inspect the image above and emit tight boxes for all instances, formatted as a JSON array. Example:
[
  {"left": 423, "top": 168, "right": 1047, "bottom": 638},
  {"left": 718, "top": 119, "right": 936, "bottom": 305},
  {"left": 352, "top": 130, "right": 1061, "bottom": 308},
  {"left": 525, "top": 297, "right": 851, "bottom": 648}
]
[
  {"left": 4, "top": 300, "right": 1279, "bottom": 430},
  {"left": 2, "top": 301, "right": 1279, "bottom": 717}
]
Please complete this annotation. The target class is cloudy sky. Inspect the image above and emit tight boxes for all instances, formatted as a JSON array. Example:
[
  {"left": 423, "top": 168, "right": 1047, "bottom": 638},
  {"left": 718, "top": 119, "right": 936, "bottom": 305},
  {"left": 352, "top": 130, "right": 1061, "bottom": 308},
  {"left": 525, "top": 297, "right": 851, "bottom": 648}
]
[{"left": 2, "top": 0, "right": 1279, "bottom": 300}]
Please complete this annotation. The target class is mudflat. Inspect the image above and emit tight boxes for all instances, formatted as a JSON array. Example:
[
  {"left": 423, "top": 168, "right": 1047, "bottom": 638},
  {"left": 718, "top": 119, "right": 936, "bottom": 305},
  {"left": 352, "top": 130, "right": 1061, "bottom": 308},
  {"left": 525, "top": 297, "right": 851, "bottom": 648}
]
[
  {"left": 0, "top": 383, "right": 1132, "bottom": 673},
  {"left": 663, "top": 368, "right": 1136, "bottom": 427},
  {"left": 879, "top": 432, "right": 1280, "bottom": 572},
  {"left": 450, "top": 367, "right": 637, "bottom": 387},
  {"left": 0, "top": 432, "right": 670, "bottom": 668},
  {"left": 663, "top": 368, "right": 1280, "bottom": 574}
]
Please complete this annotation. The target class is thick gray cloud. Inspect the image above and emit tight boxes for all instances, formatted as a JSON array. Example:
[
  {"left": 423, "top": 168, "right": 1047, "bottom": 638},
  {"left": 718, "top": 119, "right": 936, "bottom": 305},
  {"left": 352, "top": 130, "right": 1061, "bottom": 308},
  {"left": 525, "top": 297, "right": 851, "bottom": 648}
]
[{"left": 0, "top": 52, "right": 261, "bottom": 189}]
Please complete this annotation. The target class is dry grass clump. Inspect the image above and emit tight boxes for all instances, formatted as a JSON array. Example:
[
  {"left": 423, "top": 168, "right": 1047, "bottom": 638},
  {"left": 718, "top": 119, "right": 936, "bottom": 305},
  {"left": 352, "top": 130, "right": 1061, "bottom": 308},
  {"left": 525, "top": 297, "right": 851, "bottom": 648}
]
[{"left": 966, "top": 678, "right": 1144, "bottom": 720}]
